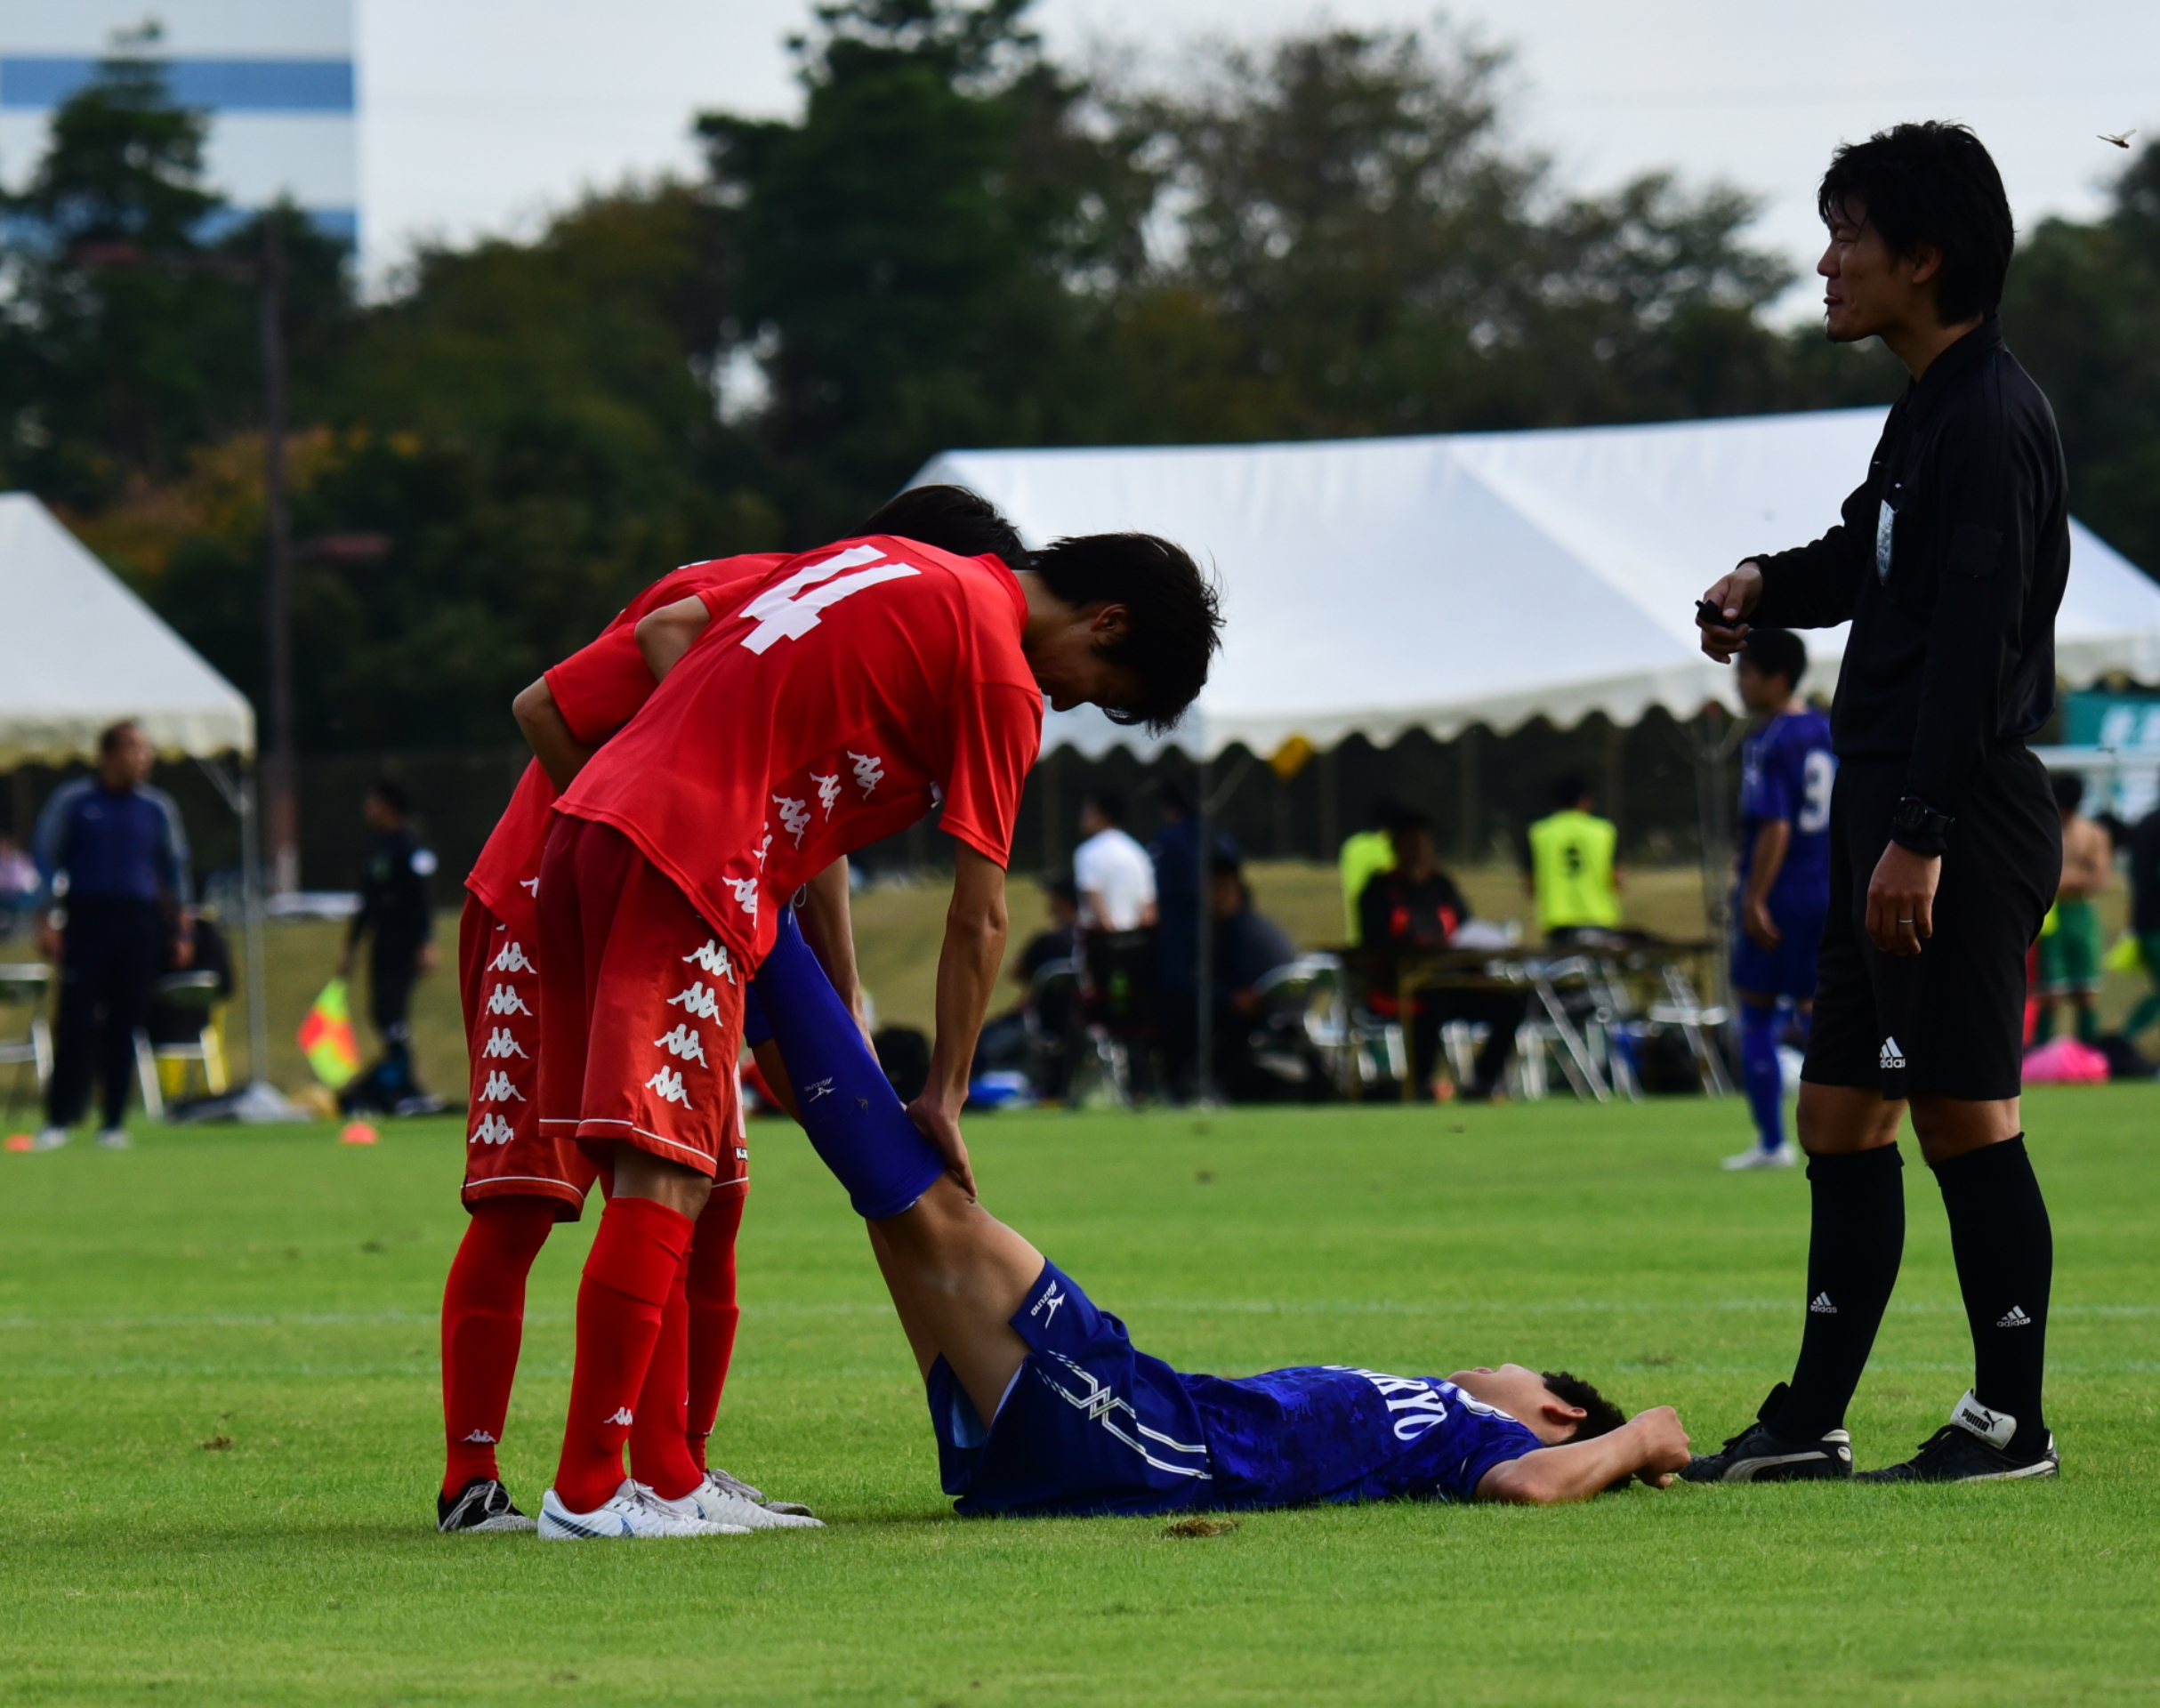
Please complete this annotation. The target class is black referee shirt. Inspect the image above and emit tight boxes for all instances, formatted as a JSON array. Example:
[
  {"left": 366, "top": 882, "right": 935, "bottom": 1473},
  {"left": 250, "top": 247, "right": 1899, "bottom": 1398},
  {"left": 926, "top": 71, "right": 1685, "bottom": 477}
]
[{"left": 1747, "top": 317, "right": 2069, "bottom": 851}]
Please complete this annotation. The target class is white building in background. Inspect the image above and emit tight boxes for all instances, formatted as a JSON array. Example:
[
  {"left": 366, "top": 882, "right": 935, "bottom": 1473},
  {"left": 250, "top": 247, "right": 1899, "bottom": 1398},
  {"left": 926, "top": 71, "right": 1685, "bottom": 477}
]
[{"left": 0, "top": 0, "right": 356, "bottom": 243}]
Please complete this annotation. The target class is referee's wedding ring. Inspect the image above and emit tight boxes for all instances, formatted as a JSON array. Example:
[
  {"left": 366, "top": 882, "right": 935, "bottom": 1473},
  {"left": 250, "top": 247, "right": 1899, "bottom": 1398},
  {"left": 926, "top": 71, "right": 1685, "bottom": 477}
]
[{"left": 1898, "top": 916, "right": 1915, "bottom": 923}]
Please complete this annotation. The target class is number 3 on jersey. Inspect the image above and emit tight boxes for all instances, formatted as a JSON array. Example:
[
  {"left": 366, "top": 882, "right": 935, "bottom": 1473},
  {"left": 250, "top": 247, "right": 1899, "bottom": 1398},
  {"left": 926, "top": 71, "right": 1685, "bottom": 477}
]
[
  {"left": 1797, "top": 749, "right": 1834, "bottom": 835},
  {"left": 739, "top": 544, "right": 922, "bottom": 655}
]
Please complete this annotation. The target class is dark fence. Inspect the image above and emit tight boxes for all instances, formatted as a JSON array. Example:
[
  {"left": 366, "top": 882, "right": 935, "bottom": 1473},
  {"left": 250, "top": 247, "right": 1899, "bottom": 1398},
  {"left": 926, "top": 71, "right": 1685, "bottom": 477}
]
[{"left": 2, "top": 709, "right": 1721, "bottom": 900}]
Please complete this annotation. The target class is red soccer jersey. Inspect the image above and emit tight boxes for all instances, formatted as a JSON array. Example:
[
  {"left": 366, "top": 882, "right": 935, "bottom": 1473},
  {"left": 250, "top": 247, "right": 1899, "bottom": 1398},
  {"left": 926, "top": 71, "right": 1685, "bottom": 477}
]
[
  {"left": 556, "top": 536, "right": 1043, "bottom": 965},
  {"left": 462, "top": 553, "right": 786, "bottom": 939}
]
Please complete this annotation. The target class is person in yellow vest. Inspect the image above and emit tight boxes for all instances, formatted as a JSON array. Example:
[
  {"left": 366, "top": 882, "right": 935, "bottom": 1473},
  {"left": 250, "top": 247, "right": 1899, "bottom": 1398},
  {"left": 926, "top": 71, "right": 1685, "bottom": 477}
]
[
  {"left": 1523, "top": 776, "right": 1623, "bottom": 945},
  {"left": 1338, "top": 796, "right": 1402, "bottom": 945}
]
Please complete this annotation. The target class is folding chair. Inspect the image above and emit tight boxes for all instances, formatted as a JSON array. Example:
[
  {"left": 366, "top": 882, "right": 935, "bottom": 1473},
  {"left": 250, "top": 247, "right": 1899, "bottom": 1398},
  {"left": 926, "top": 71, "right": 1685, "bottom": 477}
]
[
  {"left": 0, "top": 962, "right": 53, "bottom": 1119},
  {"left": 133, "top": 970, "right": 229, "bottom": 1120}
]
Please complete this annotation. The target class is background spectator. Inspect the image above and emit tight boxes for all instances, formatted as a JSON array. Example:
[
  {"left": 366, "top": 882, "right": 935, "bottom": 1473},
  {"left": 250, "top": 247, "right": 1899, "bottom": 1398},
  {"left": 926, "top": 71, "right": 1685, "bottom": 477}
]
[
  {"left": 29, "top": 719, "right": 193, "bottom": 1149},
  {"left": 0, "top": 833, "right": 39, "bottom": 938},
  {"left": 1337, "top": 797, "right": 1400, "bottom": 945},
  {"left": 336, "top": 778, "right": 439, "bottom": 1115},
  {"left": 2034, "top": 773, "right": 2111, "bottom": 1045},
  {"left": 1360, "top": 809, "right": 1526, "bottom": 1100},
  {"left": 1072, "top": 792, "right": 1157, "bottom": 932},
  {"left": 2121, "top": 804, "right": 2160, "bottom": 1050},
  {"left": 1524, "top": 775, "right": 1624, "bottom": 944},
  {"left": 1210, "top": 850, "right": 1296, "bottom": 1099}
]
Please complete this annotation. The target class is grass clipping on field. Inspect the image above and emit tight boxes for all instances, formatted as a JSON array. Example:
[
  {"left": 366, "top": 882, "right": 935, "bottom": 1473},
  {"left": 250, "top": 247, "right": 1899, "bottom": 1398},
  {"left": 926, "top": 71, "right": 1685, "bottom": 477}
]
[{"left": 1164, "top": 1516, "right": 1239, "bottom": 1539}]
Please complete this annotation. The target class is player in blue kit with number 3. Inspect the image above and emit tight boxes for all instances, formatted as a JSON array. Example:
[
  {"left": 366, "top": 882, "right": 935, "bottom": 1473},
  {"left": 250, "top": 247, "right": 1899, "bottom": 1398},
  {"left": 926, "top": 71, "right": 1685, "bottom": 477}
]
[
  {"left": 1726, "top": 629, "right": 1836, "bottom": 1170},
  {"left": 746, "top": 905, "right": 1692, "bottom": 1513}
]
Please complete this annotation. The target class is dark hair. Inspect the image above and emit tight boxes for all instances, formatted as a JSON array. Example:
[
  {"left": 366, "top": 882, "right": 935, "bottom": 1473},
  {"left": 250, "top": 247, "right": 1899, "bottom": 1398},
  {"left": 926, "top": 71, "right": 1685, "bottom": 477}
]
[
  {"left": 1818, "top": 121, "right": 2013, "bottom": 325},
  {"left": 98, "top": 718, "right": 142, "bottom": 755},
  {"left": 1551, "top": 774, "right": 1591, "bottom": 810},
  {"left": 1030, "top": 533, "right": 1221, "bottom": 734},
  {"left": 1740, "top": 627, "right": 1808, "bottom": 689},
  {"left": 1209, "top": 849, "right": 1245, "bottom": 880},
  {"left": 1389, "top": 807, "right": 1433, "bottom": 836},
  {"left": 1084, "top": 790, "right": 1126, "bottom": 826},
  {"left": 2051, "top": 772, "right": 2085, "bottom": 814},
  {"left": 369, "top": 777, "right": 411, "bottom": 816},
  {"left": 1149, "top": 776, "right": 1192, "bottom": 818},
  {"left": 1542, "top": 1370, "right": 1626, "bottom": 1446},
  {"left": 1044, "top": 874, "right": 1078, "bottom": 909},
  {"left": 1367, "top": 794, "right": 1404, "bottom": 830},
  {"left": 861, "top": 484, "right": 1028, "bottom": 571}
]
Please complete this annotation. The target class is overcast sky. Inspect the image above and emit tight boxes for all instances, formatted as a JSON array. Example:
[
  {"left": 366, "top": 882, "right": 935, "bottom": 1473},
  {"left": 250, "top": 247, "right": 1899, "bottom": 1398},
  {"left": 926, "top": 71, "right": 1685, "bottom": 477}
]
[{"left": 360, "top": 0, "right": 2158, "bottom": 316}]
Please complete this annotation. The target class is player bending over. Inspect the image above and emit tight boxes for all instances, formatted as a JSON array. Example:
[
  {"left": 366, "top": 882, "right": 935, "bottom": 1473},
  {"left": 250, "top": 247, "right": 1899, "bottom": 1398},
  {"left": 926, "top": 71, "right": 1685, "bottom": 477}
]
[
  {"left": 438, "top": 487, "right": 1023, "bottom": 1534},
  {"left": 737, "top": 908, "right": 1691, "bottom": 1518},
  {"left": 536, "top": 512, "right": 1221, "bottom": 1539}
]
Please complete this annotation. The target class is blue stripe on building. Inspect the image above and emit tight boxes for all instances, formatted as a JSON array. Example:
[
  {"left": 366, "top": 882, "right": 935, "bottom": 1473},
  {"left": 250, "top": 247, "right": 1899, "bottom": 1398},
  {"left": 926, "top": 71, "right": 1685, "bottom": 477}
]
[{"left": 0, "top": 56, "right": 354, "bottom": 113}]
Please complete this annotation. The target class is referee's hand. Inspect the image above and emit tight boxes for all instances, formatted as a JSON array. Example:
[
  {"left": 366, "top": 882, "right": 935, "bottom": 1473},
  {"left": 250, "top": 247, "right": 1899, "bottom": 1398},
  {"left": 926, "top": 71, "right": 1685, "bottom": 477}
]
[
  {"left": 1866, "top": 843, "right": 1941, "bottom": 956},
  {"left": 1697, "top": 562, "right": 1763, "bottom": 662}
]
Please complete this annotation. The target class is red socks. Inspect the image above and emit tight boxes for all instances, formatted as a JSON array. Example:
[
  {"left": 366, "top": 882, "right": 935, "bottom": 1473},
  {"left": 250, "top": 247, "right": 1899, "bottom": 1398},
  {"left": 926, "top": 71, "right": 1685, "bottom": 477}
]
[
  {"left": 552, "top": 1195, "right": 695, "bottom": 1514},
  {"left": 686, "top": 1190, "right": 746, "bottom": 1472},
  {"left": 439, "top": 1198, "right": 557, "bottom": 1498},
  {"left": 627, "top": 1247, "right": 700, "bottom": 1500}
]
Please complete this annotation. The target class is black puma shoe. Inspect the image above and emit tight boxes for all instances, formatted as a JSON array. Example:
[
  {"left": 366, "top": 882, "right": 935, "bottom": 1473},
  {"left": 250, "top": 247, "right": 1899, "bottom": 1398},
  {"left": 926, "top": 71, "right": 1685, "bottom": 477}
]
[
  {"left": 1858, "top": 1392, "right": 2059, "bottom": 1483},
  {"left": 1679, "top": 1383, "right": 1854, "bottom": 1483},
  {"left": 437, "top": 1477, "right": 536, "bottom": 1533}
]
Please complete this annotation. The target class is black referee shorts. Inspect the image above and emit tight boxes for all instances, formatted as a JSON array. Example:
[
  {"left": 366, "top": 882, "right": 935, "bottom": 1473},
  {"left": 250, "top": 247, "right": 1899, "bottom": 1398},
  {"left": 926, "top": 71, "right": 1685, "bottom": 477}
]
[{"left": 1801, "top": 748, "right": 2059, "bottom": 1102}]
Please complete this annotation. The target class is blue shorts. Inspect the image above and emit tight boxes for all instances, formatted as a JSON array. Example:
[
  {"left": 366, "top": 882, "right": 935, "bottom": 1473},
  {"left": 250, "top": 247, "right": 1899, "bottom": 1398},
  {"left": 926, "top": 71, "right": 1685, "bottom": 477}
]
[
  {"left": 927, "top": 1262, "right": 1215, "bottom": 1518},
  {"left": 1730, "top": 888, "right": 1828, "bottom": 1002},
  {"left": 741, "top": 983, "right": 770, "bottom": 1048}
]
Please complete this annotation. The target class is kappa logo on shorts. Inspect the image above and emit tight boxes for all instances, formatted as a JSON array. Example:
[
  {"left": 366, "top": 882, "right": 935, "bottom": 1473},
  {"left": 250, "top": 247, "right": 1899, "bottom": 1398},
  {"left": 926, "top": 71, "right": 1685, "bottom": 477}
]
[
  {"left": 470, "top": 1113, "right": 515, "bottom": 1146},
  {"left": 668, "top": 980, "right": 723, "bottom": 1020},
  {"left": 485, "top": 983, "right": 531, "bottom": 1017},
  {"left": 646, "top": 1067, "right": 693, "bottom": 1108},
  {"left": 812, "top": 771, "right": 841, "bottom": 818},
  {"left": 479, "top": 1071, "right": 525, "bottom": 1104},
  {"left": 653, "top": 1023, "right": 710, "bottom": 1067},
  {"left": 1879, "top": 1035, "right": 1906, "bottom": 1070},
  {"left": 488, "top": 940, "right": 536, "bottom": 974},
  {"left": 727, "top": 876, "right": 760, "bottom": 918},
  {"left": 682, "top": 939, "right": 737, "bottom": 982},
  {"left": 849, "top": 751, "right": 885, "bottom": 797},
  {"left": 773, "top": 793, "right": 811, "bottom": 848},
  {"left": 1031, "top": 1282, "right": 1067, "bottom": 1327},
  {"left": 480, "top": 1027, "right": 528, "bottom": 1060}
]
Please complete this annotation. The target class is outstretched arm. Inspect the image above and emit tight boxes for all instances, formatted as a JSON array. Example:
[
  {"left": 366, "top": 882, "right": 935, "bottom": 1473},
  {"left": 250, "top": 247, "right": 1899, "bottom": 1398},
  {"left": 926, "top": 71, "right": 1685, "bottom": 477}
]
[{"left": 1475, "top": 1406, "right": 1691, "bottom": 1504}]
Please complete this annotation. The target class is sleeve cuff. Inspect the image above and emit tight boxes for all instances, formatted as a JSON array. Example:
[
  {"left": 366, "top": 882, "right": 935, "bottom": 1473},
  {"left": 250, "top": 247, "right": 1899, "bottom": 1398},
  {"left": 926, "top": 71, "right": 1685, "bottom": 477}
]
[{"left": 1888, "top": 826, "right": 1949, "bottom": 856}]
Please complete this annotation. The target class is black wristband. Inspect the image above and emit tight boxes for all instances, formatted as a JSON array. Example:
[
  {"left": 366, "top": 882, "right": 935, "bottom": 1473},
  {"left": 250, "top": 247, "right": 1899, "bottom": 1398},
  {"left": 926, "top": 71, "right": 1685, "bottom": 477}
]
[{"left": 1889, "top": 794, "right": 1954, "bottom": 854}]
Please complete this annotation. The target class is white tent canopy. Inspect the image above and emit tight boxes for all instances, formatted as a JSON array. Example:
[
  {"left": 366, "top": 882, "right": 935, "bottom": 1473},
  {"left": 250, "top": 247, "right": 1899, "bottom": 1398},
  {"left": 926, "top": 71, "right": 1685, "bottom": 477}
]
[
  {"left": 916, "top": 407, "right": 2160, "bottom": 761},
  {"left": 0, "top": 493, "right": 255, "bottom": 769}
]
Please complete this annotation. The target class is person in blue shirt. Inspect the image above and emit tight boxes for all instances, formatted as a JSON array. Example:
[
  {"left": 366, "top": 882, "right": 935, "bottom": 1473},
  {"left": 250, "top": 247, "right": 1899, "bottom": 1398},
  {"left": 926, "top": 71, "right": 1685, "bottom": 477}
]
[
  {"left": 1726, "top": 630, "right": 1836, "bottom": 1170},
  {"left": 541, "top": 902, "right": 1692, "bottom": 1537},
  {"left": 30, "top": 720, "right": 194, "bottom": 1150}
]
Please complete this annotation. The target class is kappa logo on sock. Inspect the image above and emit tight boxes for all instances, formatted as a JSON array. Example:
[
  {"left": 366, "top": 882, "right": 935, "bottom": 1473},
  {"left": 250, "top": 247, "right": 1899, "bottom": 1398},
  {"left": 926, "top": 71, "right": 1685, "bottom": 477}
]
[
  {"left": 1997, "top": 1304, "right": 2033, "bottom": 1328},
  {"left": 1879, "top": 1035, "right": 1906, "bottom": 1070},
  {"left": 1809, "top": 1292, "right": 1837, "bottom": 1314},
  {"left": 459, "top": 1429, "right": 497, "bottom": 1445},
  {"left": 605, "top": 1407, "right": 635, "bottom": 1427}
]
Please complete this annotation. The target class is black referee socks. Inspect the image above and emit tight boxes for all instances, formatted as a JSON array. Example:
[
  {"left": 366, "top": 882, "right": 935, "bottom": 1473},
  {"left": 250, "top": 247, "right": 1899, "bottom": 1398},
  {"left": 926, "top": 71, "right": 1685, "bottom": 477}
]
[
  {"left": 1932, "top": 1134, "right": 2052, "bottom": 1456},
  {"left": 1773, "top": 1144, "right": 1906, "bottom": 1442}
]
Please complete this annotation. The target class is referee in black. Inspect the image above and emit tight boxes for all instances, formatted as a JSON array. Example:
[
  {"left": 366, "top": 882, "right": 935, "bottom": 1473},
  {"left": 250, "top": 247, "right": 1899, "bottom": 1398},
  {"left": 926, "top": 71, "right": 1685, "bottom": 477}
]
[{"left": 1688, "top": 122, "right": 2066, "bottom": 1483}]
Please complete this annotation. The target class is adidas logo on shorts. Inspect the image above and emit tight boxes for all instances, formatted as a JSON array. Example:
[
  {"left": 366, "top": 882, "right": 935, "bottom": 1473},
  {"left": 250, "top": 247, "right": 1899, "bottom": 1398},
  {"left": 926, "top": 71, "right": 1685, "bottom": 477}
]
[{"left": 1879, "top": 1035, "right": 1906, "bottom": 1070}]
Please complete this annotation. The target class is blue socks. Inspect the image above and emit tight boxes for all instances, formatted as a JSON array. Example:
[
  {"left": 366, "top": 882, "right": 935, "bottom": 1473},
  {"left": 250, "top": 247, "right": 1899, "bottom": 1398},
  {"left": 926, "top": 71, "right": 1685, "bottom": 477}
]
[
  {"left": 752, "top": 906, "right": 944, "bottom": 1220},
  {"left": 1740, "top": 1000, "right": 1785, "bottom": 1152}
]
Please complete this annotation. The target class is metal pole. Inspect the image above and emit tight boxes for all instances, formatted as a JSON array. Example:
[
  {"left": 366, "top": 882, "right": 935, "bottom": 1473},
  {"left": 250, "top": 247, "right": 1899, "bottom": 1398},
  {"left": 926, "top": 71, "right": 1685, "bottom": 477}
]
[
  {"left": 1694, "top": 705, "right": 1737, "bottom": 1046},
  {"left": 1195, "top": 751, "right": 1214, "bottom": 1107},
  {"left": 238, "top": 763, "right": 270, "bottom": 1084},
  {"left": 259, "top": 218, "right": 298, "bottom": 896}
]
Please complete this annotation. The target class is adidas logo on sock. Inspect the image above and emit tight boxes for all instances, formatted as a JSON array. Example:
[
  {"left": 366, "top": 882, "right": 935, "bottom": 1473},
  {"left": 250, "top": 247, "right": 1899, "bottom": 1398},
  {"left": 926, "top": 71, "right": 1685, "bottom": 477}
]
[
  {"left": 1996, "top": 1305, "right": 2033, "bottom": 1328},
  {"left": 604, "top": 1407, "right": 635, "bottom": 1426},
  {"left": 1879, "top": 1036, "right": 1906, "bottom": 1070},
  {"left": 458, "top": 1429, "right": 498, "bottom": 1445},
  {"left": 1809, "top": 1292, "right": 1837, "bottom": 1314}
]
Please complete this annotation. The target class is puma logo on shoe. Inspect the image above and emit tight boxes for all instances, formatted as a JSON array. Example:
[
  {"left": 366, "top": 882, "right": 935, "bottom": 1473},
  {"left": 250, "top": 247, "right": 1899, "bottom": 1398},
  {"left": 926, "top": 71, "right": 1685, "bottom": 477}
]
[{"left": 1950, "top": 1390, "right": 2017, "bottom": 1450}]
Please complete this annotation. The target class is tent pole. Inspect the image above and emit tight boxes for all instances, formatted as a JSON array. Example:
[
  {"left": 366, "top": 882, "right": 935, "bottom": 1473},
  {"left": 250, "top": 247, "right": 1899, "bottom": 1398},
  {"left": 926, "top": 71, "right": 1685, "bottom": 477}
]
[
  {"left": 1693, "top": 706, "right": 1737, "bottom": 1054},
  {"left": 1195, "top": 750, "right": 1214, "bottom": 1108},
  {"left": 238, "top": 761, "right": 270, "bottom": 1087}
]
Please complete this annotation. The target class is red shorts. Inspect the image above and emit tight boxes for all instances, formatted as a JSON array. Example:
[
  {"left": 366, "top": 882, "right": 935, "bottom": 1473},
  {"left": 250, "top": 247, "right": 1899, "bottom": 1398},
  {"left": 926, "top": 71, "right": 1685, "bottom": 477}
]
[
  {"left": 536, "top": 816, "right": 749, "bottom": 1192},
  {"left": 457, "top": 894, "right": 598, "bottom": 1218}
]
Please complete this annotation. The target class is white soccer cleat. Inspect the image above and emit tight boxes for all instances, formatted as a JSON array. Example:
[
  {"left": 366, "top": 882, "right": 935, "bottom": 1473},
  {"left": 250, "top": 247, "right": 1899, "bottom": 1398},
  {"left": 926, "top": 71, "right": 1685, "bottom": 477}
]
[
  {"left": 1723, "top": 1144, "right": 1795, "bottom": 1171},
  {"left": 681, "top": 1471, "right": 823, "bottom": 1530},
  {"left": 629, "top": 1481, "right": 753, "bottom": 1535},
  {"left": 32, "top": 1127, "right": 69, "bottom": 1150},
  {"left": 536, "top": 1480, "right": 742, "bottom": 1540},
  {"left": 706, "top": 1463, "right": 818, "bottom": 1518},
  {"left": 96, "top": 1128, "right": 132, "bottom": 1150}
]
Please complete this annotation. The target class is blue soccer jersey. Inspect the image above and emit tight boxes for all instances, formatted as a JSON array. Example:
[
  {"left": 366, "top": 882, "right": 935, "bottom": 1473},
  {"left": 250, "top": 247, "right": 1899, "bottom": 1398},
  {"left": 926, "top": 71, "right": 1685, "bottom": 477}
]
[
  {"left": 929, "top": 1263, "right": 1543, "bottom": 1517},
  {"left": 1737, "top": 707, "right": 1834, "bottom": 899}
]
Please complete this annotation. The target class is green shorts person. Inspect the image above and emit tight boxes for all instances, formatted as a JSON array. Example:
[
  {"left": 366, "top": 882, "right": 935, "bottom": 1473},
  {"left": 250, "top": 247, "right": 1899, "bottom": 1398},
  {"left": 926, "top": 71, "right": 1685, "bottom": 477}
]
[{"left": 2037, "top": 897, "right": 2102, "bottom": 995}]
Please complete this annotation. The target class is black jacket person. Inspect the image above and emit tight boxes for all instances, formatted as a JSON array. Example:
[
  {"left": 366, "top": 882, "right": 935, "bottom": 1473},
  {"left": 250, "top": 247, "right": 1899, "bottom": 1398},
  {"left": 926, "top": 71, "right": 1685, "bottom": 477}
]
[{"left": 338, "top": 778, "right": 438, "bottom": 1108}]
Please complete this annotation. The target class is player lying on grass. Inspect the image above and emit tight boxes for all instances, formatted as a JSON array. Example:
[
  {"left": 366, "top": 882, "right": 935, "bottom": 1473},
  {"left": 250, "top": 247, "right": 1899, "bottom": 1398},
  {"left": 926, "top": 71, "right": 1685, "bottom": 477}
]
[
  {"left": 738, "top": 906, "right": 1692, "bottom": 1516},
  {"left": 437, "top": 487, "right": 1026, "bottom": 1535},
  {"left": 535, "top": 512, "right": 1221, "bottom": 1539}
]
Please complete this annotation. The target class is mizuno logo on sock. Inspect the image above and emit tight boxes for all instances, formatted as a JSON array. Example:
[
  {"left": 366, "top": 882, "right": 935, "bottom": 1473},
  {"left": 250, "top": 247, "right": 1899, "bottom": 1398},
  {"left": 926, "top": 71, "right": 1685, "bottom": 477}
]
[
  {"left": 459, "top": 1430, "right": 497, "bottom": 1444},
  {"left": 1879, "top": 1036, "right": 1905, "bottom": 1069},
  {"left": 1809, "top": 1292, "right": 1837, "bottom": 1314},
  {"left": 605, "top": 1407, "right": 635, "bottom": 1426},
  {"left": 1997, "top": 1305, "right": 2032, "bottom": 1328}
]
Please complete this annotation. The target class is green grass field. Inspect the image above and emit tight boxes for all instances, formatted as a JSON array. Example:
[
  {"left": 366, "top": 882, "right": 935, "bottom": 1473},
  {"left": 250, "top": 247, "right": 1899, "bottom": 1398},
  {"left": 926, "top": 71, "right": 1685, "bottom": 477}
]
[{"left": 4, "top": 1091, "right": 2157, "bottom": 1705}]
